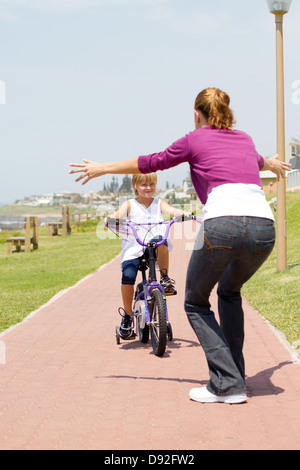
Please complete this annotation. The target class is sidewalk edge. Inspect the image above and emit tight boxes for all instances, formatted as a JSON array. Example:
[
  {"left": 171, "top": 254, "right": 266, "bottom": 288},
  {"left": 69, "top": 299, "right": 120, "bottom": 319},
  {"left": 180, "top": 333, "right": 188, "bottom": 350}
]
[
  {"left": 258, "top": 310, "right": 300, "bottom": 364},
  {"left": 0, "top": 253, "right": 121, "bottom": 339}
]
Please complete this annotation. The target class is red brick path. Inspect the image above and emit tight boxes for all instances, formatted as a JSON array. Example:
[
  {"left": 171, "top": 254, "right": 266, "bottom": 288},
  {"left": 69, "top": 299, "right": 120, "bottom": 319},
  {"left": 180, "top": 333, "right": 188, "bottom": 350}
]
[{"left": 0, "top": 221, "right": 299, "bottom": 450}]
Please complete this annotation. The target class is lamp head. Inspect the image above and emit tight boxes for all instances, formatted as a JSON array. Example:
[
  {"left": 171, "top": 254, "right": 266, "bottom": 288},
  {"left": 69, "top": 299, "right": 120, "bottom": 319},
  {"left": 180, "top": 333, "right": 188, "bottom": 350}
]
[{"left": 266, "top": 0, "right": 292, "bottom": 14}]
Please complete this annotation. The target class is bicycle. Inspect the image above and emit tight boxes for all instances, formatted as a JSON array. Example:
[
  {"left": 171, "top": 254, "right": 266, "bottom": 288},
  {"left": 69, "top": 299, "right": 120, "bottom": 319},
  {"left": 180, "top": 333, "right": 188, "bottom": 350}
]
[{"left": 106, "top": 214, "right": 199, "bottom": 357}]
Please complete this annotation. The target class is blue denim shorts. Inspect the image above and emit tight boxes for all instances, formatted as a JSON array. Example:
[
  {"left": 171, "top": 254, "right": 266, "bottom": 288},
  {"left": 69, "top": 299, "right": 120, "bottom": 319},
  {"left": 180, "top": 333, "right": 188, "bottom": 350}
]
[{"left": 121, "top": 236, "right": 168, "bottom": 285}]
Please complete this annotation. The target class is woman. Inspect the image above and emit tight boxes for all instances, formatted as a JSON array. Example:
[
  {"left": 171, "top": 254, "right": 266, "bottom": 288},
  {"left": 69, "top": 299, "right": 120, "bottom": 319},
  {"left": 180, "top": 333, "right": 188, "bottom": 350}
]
[{"left": 70, "top": 87, "right": 290, "bottom": 404}]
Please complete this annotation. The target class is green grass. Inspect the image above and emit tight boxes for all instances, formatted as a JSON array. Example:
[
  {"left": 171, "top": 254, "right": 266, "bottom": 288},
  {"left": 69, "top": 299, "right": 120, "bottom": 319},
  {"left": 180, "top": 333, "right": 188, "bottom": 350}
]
[
  {"left": 0, "top": 204, "right": 62, "bottom": 215},
  {"left": 0, "top": 221, "right": 121, "bottom": 332},
  {"left": 0, "top": 196, "right": 299, "bottom": 354},
  {"left": 242, "top": 192, "right": 300, "bottom": 352}
]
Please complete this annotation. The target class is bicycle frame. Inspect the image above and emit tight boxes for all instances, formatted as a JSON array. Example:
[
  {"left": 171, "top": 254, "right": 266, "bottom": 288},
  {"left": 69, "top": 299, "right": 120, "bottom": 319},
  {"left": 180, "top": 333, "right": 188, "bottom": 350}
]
[
  {"left": 107, "top": 214, "right": 201, "bottom": 354},
  {"left": 107, "top": 216, "right": 195, "bottom": 331},
  {"left": 132, "top": 252, "right": 167, "bottom": 333}
]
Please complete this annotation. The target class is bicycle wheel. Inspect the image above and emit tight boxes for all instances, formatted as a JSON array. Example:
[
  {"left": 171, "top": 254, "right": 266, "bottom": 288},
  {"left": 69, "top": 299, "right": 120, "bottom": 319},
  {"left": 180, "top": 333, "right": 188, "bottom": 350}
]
[
  {"left": 138, "top": 321, "right": 149, "bottom": 343},
  {"left": 115, "top": 326, "right": 121, "bottom": 345},
  {"left": 150, "top": 288, "right": 167, "bottom": 357},
  {"left": 134, "top": 294, "right": 149, "bottom": 343}
]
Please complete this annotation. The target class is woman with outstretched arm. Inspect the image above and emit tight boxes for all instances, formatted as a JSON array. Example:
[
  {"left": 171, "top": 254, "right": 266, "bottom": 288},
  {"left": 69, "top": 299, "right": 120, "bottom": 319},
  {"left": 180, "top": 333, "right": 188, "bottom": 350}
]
[{"left": 70, "top": 87, "right": 290, "bottom": 404}]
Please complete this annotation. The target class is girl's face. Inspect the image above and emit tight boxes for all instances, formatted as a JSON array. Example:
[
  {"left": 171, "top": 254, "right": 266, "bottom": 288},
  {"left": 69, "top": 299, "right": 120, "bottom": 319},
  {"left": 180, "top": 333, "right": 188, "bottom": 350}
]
[{"left": 135, "top": 179, "right": 156, "bottom": 199}]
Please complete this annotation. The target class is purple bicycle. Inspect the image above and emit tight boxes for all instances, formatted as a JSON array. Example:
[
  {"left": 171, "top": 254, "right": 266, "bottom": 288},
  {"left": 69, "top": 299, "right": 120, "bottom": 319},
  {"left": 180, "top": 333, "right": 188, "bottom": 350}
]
[{"left": 106, "top": 214, "right": 199, "bottom": 357}]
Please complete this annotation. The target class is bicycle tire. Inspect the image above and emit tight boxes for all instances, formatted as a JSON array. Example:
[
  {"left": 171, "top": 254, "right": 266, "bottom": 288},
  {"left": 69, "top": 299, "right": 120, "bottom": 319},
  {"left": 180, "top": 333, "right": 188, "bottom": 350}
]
[
  {"left": 150, "top": 288, "right": 167, "bottom": 357},
  {"left": 115, "top": 326, "right": 121, "bottom": 345}
]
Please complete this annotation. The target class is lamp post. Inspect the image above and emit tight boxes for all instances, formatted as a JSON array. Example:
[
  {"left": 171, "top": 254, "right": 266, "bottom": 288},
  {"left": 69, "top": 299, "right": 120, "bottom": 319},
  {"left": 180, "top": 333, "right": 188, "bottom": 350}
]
[{"left": 266, "top": 0, "right": 292, "bottom": 271}]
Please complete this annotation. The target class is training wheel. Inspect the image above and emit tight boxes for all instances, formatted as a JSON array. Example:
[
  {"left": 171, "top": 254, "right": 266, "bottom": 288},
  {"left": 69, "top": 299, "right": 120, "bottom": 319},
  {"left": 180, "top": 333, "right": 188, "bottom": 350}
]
[
  {"left": 115, "top": 326, "right": 121, "bottom": 344},
  {"left": 167, "top": 322, "right": 173, "bottom": 341}
]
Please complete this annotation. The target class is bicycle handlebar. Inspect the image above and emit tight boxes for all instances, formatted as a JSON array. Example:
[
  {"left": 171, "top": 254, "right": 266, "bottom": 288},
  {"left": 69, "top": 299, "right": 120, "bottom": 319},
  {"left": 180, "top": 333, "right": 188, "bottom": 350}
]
[
  {"left": 106, "top": 213, "right": 197, "bottom": 225},
  {"left": 173, "top": 214, "right": 196, "bottom": 222},
  {"left": 105, "top": 213, "right": 200, "bottom": 247}
]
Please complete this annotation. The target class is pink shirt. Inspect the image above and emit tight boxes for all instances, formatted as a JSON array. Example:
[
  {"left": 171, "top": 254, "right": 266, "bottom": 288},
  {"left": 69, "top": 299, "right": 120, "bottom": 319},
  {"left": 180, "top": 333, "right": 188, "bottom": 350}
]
[{"left": 138, "top": 127, "right": 264, "bottom": 205}]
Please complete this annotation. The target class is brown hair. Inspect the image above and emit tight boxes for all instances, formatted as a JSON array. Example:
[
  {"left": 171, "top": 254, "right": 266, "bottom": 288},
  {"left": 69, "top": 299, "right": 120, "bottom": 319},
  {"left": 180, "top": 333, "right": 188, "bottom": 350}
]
[
  {"left": 194, "top": 87, "right": 235, "bottom": 130},
  {"left": 132, "top": 173, "right": 157, "bottom": 196}
]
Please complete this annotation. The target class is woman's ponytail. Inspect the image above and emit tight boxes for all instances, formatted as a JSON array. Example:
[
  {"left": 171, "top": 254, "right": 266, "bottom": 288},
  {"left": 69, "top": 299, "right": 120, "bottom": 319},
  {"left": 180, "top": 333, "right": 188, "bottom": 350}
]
[{"left": 194, "top": 88, "right": 236, "bottom": 130}]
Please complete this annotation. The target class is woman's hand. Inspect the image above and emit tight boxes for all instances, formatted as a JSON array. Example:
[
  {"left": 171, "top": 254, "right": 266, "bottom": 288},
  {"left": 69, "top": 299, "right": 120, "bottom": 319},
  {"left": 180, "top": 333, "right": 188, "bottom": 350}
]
[
  {"left": 263, "top": 154, "right": 291, "bottom": 181},
  {"left": 69, "top": 159, "right": 107, "bottom": 185},
  {"left": 69, "top": 157, "right": 140, "bottom": 185}
]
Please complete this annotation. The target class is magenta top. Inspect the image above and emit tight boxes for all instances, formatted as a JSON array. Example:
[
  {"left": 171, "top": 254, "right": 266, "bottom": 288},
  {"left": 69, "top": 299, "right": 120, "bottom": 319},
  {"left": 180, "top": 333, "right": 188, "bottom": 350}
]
[{"left": 138, "top": 127, "right": 264, "bottom": 205}]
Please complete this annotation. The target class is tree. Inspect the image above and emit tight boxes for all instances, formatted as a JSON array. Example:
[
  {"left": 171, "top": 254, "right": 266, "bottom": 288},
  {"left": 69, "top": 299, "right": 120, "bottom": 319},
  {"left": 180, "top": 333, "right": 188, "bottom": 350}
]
[
  {"left": 119, "top": 175, "right": 132, "bottom": 193},
  {"left": 110, "top": 176, "right": 119, "bottom": 193}
]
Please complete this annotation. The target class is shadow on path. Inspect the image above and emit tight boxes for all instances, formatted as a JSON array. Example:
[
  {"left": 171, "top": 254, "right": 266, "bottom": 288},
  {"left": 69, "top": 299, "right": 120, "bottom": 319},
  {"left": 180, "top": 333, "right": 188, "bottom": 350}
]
[{"left": 97, "top": 360, "right": 293, "bottom": 397}]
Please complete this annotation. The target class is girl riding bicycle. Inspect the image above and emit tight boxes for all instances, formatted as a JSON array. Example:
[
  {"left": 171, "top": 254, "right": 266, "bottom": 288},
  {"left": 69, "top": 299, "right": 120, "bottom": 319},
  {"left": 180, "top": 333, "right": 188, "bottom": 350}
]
[{"left": 106, "top": 172, "right": 188, "bottom": 339}]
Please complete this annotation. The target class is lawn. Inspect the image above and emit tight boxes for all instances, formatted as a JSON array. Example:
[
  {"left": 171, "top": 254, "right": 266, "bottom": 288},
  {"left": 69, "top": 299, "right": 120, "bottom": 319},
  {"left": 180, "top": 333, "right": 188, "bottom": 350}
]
[
  {"left": 0, "top": 221, "right": 121, "bottom": 332},
  {"left": 242, "top": 192, "right": 300, "bottom": 352},
  {"left": 0, "top": 195, "right": 299, "bottom": 355}
]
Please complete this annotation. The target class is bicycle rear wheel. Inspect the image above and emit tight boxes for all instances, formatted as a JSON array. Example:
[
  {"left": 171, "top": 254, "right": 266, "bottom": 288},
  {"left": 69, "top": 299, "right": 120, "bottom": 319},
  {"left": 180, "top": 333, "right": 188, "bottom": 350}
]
[{"left": 150, "top": 288, "right": 167, "bottom": 357}]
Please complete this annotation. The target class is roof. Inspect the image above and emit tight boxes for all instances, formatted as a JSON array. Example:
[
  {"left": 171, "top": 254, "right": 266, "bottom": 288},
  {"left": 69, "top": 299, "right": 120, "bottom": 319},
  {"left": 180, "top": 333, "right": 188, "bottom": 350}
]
[{"left": 259, "top": 171, "right": 277, "bottom": 179}]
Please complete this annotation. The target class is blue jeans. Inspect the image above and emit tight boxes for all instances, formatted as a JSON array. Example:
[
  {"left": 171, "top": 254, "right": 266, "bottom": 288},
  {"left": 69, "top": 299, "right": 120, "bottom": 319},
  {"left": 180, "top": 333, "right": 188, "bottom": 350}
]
[{"left": 184, "top": 216, "right": 275, "bottom": 396}]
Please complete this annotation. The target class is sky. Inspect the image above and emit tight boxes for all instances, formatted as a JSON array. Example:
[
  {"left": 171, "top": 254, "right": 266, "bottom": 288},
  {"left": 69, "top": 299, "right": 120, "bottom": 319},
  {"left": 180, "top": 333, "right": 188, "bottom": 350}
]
[{"left": 0, "top": 0, "right": 299, "bottom": 204}]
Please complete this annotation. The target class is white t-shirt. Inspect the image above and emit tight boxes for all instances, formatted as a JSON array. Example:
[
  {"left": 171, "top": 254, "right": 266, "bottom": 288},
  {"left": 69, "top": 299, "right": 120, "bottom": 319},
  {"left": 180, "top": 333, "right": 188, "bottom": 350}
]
[
  {"left": 203, "top": 183, "right": 274, "bottom": 221},
  {"left": 121, "top": 198, "right": 166, "bottom": 263}
]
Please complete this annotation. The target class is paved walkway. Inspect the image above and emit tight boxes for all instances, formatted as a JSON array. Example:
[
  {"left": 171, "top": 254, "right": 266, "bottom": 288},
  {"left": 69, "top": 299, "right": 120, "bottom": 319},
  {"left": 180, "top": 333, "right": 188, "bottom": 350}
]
[{"left": 0, "top": 221, "right": 299, "bottom": 450}]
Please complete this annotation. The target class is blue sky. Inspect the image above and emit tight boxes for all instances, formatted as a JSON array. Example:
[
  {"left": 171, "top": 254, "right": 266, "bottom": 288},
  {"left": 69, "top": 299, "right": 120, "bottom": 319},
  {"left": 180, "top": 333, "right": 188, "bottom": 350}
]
[{"left": 0, "top": 0, "right": 299, "bottom": 204}]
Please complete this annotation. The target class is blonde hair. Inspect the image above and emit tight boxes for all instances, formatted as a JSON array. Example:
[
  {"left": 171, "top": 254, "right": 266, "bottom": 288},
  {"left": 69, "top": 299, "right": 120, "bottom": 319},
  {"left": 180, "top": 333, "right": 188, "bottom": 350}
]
[
  {"left": 194, "top": 87, "right": 235, "bottom": 130},
  {"left": 132, "top": 173, "right": 157, "bottom": 196}
]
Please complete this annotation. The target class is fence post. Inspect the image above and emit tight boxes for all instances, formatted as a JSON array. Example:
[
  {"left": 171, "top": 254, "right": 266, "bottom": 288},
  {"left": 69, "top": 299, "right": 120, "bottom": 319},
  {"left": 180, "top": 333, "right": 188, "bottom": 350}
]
[
  {"left": 62, "top": 206, "right": 67, "bottom": 236},
  {"left": 25, "top": 217, "right": 31, "bottom": 252}
]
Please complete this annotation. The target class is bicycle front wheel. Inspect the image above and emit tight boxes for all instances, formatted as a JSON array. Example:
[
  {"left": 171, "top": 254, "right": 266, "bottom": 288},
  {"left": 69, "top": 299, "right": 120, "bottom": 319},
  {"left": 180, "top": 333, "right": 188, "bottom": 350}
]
[{"left": 150, "top": 288, "right": 167, "bottom": 357}]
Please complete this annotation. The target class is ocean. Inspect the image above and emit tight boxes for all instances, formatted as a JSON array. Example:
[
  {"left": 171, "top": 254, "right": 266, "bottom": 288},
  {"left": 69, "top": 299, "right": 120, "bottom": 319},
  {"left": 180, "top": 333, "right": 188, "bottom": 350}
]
[{"left": 0, "top": 215, "right": 61, "bottom": 231}]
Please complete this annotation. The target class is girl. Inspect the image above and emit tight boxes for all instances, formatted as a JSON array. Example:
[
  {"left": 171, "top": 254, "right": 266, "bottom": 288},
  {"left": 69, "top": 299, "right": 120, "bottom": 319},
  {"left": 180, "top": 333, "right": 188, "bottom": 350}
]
[{"left": 107, "top": 172, "right": 187, "bottom": 339}]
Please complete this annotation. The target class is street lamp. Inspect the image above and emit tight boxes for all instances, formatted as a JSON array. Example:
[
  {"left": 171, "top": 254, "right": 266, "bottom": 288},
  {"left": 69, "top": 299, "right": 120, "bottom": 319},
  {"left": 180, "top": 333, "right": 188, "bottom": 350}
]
[{"left": 266, "top": 0, "right": 292, "bottom": 271}]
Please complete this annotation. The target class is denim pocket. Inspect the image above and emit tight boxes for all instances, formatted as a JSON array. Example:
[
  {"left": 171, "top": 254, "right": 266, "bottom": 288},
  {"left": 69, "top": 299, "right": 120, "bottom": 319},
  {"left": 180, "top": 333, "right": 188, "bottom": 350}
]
[
  {"left": 202, "top": 230, "right": 235, "bottom": 262},
  {"left": 254, "top": 237, "right": 275, "bottom": 257}
]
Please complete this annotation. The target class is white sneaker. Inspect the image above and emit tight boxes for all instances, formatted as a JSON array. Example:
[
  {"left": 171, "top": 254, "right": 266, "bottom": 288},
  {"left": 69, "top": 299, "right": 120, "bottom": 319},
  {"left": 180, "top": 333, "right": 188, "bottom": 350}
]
[{"left": 189, "top": 386, "right": 247, "bottom": 404}]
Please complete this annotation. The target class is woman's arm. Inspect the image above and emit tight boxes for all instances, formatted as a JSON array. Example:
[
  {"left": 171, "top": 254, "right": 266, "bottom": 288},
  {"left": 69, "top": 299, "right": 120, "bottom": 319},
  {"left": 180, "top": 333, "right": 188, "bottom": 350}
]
[
  {"left": 69, "top": 157, "right": 140, "bottom": 185},
  {"left": 261, "top": 154, "right": 291, "bottom": 181},
  {"left": 69, "top": 134, "right": 191, "bottom": 185}
]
